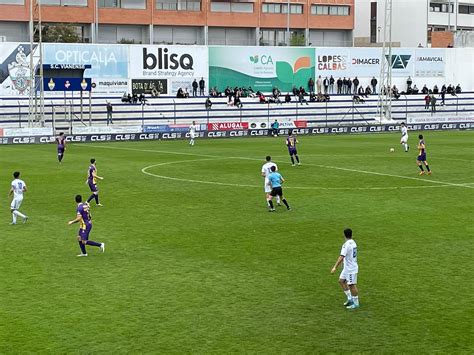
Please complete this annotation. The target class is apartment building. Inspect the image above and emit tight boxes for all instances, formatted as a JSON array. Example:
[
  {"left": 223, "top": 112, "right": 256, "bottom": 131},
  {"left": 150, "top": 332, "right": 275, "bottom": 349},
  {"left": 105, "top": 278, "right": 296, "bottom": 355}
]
[{"left": 0, "top": 0, "right": 354, "bottom": 46}]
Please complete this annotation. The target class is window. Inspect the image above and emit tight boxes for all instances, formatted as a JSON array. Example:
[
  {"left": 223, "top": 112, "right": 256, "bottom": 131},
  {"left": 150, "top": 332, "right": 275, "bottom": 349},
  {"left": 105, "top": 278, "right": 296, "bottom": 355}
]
[
  {"left": 262, "top": 3, "right": 288, "bottom": 14},
  {"left": 260, "top": 29, "right": 304, "bottom": 46},
  {"left": 157, "top": 0, "right": 200, "bottom": 11},
  {"left": 290, "top": 4, "right": 302, "bottom": 14},
  {"left": 0, "top": 0, "right": 24, "bottom": 4},
  {"left": 99, "top": 0, "right": 145, "bottom": 9},
  {"left": 39, "top": 0, "right": 87, "bottom": 5},
  {"left": 430, "top": 2, "right": 453, "bottom": 13},
  {"left": 211, "top": 0, "right": 253, "bottom": 13},
  {"left": 311, "top": 5, "right": 350, "bottom": 16},
  {"left": 370, "top": 1, "right": 377, "bottom": 43},
  {"left": 458, "top": 4, "right": 474, "bottom": 14}
]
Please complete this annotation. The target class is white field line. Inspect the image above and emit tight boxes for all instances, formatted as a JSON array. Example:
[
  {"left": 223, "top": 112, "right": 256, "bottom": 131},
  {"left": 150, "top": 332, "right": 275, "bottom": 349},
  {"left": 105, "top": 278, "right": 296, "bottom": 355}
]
[{"left": 76, "top": 144, "right": 474, "bottom": 190}]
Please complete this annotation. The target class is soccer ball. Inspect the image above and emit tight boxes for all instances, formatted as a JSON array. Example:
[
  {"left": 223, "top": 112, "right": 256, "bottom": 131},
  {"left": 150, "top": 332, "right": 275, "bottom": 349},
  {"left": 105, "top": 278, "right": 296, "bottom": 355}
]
[{"left": 390, "top": 148, "right": 395, "bottom": 152}]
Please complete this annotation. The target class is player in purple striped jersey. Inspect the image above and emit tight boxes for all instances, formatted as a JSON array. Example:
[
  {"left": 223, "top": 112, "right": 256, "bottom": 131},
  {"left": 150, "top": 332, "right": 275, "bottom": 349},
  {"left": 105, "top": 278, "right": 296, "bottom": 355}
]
[
  {"left": 286, "top": 132, "right": 301, "bottom": 166},
  {"left": 68, "top": 195, "right": 104, "bottom": 257},
  {"left": 56, "top": 132, "right": 66, "bottom": 163},
  {"left": 416, "top": 134, "right": 432, "bottom": 175},
  {"left": 86, "top": 158, "right": 104, "bottom": 206}
]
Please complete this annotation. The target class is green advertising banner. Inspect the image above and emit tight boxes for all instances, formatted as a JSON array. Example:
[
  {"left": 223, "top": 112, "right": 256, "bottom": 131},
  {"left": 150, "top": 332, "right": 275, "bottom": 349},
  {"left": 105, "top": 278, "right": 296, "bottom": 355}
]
[{"left": 209, "top": 46, "right": 315, "bottom": 92}]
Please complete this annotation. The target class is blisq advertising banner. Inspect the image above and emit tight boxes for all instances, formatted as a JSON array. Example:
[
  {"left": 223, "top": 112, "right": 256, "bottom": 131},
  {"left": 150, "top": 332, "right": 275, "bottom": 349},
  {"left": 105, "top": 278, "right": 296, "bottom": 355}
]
[
  {"left": 0, "top": 43, "right": 37, "bottom": 96},
  {"left": 43, "top": 44, "right": 129, "bottom": 94},
  {"left": 129, "top": 45, "right": 208, "bottom": 95},
  {"left": 209, "top": 46, "right": 315, "bottom": 92}
]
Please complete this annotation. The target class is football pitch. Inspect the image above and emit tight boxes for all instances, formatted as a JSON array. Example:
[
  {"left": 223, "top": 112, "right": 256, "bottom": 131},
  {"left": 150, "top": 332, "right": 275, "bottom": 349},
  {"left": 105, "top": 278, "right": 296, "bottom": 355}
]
[{"left": 1, "top": 130, "right": 473, "bottom": 353}]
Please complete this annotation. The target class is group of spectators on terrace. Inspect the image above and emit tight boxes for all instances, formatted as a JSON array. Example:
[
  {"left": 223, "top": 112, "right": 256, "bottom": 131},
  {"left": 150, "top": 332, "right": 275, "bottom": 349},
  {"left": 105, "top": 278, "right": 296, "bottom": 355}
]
[{"left": 121, "top": 93, "right": 147, "bottom": 104}]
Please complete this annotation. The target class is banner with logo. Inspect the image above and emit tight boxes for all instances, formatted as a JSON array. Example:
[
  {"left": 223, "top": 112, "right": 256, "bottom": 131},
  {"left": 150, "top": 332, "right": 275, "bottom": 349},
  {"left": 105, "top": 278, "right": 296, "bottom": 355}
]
[
  {"left": 349, "top": 48, "right": 382, "bottom": 78},
  {"left": 129, "top": 45, "right": 208, "bottom": 95},
  {"left": 43, "top": 44, "right": 129, "bottom": 94},
  {"left": 315, "top": 48, "right": 351, "bottom": 78},
  {"left": 414, "top": 48, "right": 445, "bottom": 77},
  {"left": 209, "top": 46, "right": 315, "bottom": 92},
  {"left": 207, "top": 122, "right": 249, "bottom": 131},
  {"left": 0, "top": 43, "right": 37, "bottom": 96}
]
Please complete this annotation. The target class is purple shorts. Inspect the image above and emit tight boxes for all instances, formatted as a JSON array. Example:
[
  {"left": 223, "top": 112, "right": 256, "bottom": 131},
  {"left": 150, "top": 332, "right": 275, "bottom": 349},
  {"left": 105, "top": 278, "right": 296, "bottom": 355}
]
[
  {"left": 57, "top": 145, "right": 64, "bottom": 154},
  {"left": 288, "top": 148, "right": 298, "bottom": 156},
  {"left": 88, "top": 180, "right": 98, "bottom": 192},
  {"left": 78, "top": 224, "right": 92, "bottom": 240},
  {"left": 417, "top": 153, "right": 427, "bottom": 161}
]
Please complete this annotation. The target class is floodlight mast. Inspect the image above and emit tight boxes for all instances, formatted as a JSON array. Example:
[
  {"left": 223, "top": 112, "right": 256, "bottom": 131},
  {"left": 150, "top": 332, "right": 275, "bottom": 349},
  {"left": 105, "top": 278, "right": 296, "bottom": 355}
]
[
  {"left": 28, "top": 0, "right": 44, "bottom": 128},
  {"left": 378, "top": 0, "right": 393, "bottom": 123}
]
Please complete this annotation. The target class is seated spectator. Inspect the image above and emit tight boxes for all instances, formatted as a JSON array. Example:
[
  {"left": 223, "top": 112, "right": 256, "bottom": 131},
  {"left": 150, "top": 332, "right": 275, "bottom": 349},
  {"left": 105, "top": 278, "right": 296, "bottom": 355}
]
[
  {"left": 298, "top": 92, "right": 308, "bottom": 105},
  {"left": 139, "top": 93, "right": 147, "bottom": 104},
  {"left": 258, "top": 92, "right": 267, "bottom": 103},
  {"left": 421, "top": 85, "right": 429, "bottom": 95},
  {"left": 234, "top": 95, "right": 243, "bottom": 109},
  {"left": 309, "top": 92, "right": 317, "bottom": 102},
  {"left": 455, "top": 84, "right": 462, "bottom": 94},
  {"left": 357, "top": 86, "right": 365, "bottom": 97},
  {"left": 352, "top": 95, "right": 365, "bottom": 104},
  {"left": 433, "top": 85, "right": 439, "bottom": 94},
  {"left": 292, "top": 86, "right": 299, "bottom": 96},
  {"left": 183, "top": 88, "right": 190, "bottom": 98},
  {"left": 285, "top": 92, "right": 291, "bottom": 103},
  {"left": 247, "top": 86, "right": 256, "bottom": 98},
  {"left": 412, "top": 85, "right": 419, "bottom": 94},
  {"left": 224, "top": 86, "right": 231, "bottom": 97},
  {"left": 365, "top": 86, "right": 372, "bottom": 96},
  {"left": 205, "top": 97, "right": 212, "bottom": 110},
  {"left": 447, "top": 84, "right": 454, "bottom": 94},
  {"left": 132, "top": 93, "right": 139, "bottom": 103},
  {"left": 391, "top": 85, "right": 400, "bottom": 100},
  {"left": 121, "top": 93, "right": 131, "bottom": 103},
  {"left": 177, "top": 88, "right": 185, "bottom": 98},
  {"left": 299, "top": 86, "right": 307, "bottom": 96},
  {"left": 227, "top": 94, "right": 234, "bottom": 106},
  {"left": 441, "top": 84, "right": 446, "bottom": 93}
]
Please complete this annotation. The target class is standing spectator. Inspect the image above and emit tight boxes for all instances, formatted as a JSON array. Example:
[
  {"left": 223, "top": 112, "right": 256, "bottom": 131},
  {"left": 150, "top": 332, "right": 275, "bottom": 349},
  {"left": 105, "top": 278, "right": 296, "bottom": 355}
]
[
  {"left": 192, "top": 79, "right": 198, "bottom": 97},
  {"left": 342, "top": 77, "right": 348, "bottom": 94},
  {"left": 430, "top": 95, "right": 437, "bottom": 113},
  {"left": 371, "top": 77, "right": 378, "bottom": 94},
  {"left": 271, "top": 120, "right": 280, "bottom": 137},
  {"left": 316, "top": 75, "right": 322, "bottom": 94},
  {"left": 106, "top": 101, "right": 113, "bottom": 125},
  {"left": 347, "top": 78, "right": 352, "bottom": 95},
  {"left": 337, "top": 77, "right": 343, "bottom": 94},
  {"left": 424, "top": 94, "right": 431, "bottom": 110},
  {"left": 407, "top": 76, "right": 413, "bottom": 91},
  {"left": 285, "top": 92, "right": 291, "bottom": 103},
  {"left": 440, "top": 90, "right": 445, "bottom": 106},
  {"left": 329, "top": 75, "right": 335, "bottom": 94},
  {"left": 308, "top": 77, "right": 315, "bottom": 93},
  {"left": 199, "top": 77, "right": 205, "bottom": 96},
  {"left": 352, "top": 77, "right": 359, "bottom": 95},
  {"left": 323, "top": 77, "right": 329, "bottom": 94}
]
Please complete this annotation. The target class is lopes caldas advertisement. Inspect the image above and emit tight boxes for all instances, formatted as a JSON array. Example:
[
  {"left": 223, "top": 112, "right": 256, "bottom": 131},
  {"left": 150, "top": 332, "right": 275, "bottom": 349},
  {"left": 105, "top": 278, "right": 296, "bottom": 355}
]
[
  {"left": 209, "top": 46, "right": 316, "bottom": 92},
  {"left": 129, "top": 45, "right": 208, "bottom": 95}
]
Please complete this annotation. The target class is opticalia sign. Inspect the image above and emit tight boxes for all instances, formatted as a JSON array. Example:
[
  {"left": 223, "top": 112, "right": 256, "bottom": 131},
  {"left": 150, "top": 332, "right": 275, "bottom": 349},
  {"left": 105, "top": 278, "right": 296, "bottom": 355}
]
[{"left": 207, "top": 122, "right": 249, "bottom": 131}]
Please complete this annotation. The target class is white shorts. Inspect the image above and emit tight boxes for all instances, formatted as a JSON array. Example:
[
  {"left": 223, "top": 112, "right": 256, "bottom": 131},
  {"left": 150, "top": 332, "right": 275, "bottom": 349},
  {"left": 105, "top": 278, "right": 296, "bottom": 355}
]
[
  {"left": 400, "top": 135, "right": 408, "bottom": 144},
  {"left": 339, "top": 270, "right": 358, "bottom": 285},
  {"left": 264, "top": 178, "right": 271, "bottom": 193},
  {"left": 11, "top": 197, "right": 23, "bottom": 210},
  {"left": 190, "top": 132, "right": 196, "bottom": 139}
]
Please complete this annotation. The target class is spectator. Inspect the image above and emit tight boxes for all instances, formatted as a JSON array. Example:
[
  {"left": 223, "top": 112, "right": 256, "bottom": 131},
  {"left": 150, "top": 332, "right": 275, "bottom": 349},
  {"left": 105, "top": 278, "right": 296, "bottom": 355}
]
[
  {"left": 309, "top": 92, "right": 317, "bottom": 102},
  {"left": 430, "top": 95, "right": 437, "bottom": 113},
  {"left": 440, "top": 91, "right": 445, "bottom": 106},
  {"left": 329, "top": 75, "right": 335, "bottom": 94},
  {"left": 298, "top": 92, "right": 308, "bottom": 105},
  {"left": 441, "top": 84, "right": 446, "bottom": 93},
  {"left": 299, "top": 86, "right": 307, "bottom": 96},
  {"left": 392, "top": 85, "right": 400, "bottom": 100},
  {"left": 285, "top": 92, "right": 291, "bottom": 103},
  {"left": 357, "top": 85, "right": 365, "bottom": 98},
  {"left": 121, "top": 93, "right": 130, "bottom": 103},
  {"left": 447, "top": 84, "right": 454, "bottom": 94},
  {"left": 323, "top": 76, "right": 329, "bottom": 94},
  {"left": 106, "top": 101, "right": 113, "bottom": 125},
  {"left": 271, "top": 120, "right": 279, "bottom": 137},
  {"left": 447, "top": 43, "right": 453, "bottom": 48},
  {"left": 421, "top": 85, "right": 429, "bottom": 95},
  {"left": 352, "top": 77, "right": 359, "bottom": 94},
  {"left": 418, "top": 43, "right": 423, "bottom": 48},
  {"left": 292, "top": 86, "right": 299, "bottom": 96},
  {"left": 258, "top": 92, "right": 267, "bottom": 103},
  {"left": 192, "top": 79, "right": 198, "bottom": 97},
  {"left": 371, "top": 77, "right": 378, "bottom": 94},
  {"left": 139, "top": 93, "right": 147, "bottom": 104},
  {"left": 184, "top": 88, "right": 190, "bottom": 98},
  {"left": 227, "top": 94, "right": 234, "bottom": 106},
  {"left": 424, "top": 94, "right": 430, "bottom": 110},
  {"left": 234, "top": 94, "right": 243, "bottom": 109},
  {"left": 316, "top": 75, "right": 322, "bottom": 94},
  {"left": 177, "top": 88, "right": 185, "bottom": 98},
  {"left": 205, "top": 97, "right": 212, "bottom": 110},
  {"left": 337, "top": 77, "right": 343, "bottom": 94},
  {"left": 433, "top": 85, "right": 439, "bottom": 94},
  {"left": 352, "top": 95, "right": 365, "bottom": 104},
  {"left": 412, "top": 85, "right": 419, "bottom": 94},
  {"left": 132, "top": 93, "right": 138, "bottom": 103},
  {"left": 455, "top": 84, "right": 462, "bottom": 94},
  {"left": 342, "top": 77, "right": 348, "bottom": 94},
  {"left": 347, "top": 78, "right": 352, "bottom": 95},
  {"left": 407, "top": 76, "right": 413, "bottom": 91},
  {"left": 199, "top": 77, "right": 205, "bottom": 96},
  {"left": 308, "top": 77, "right": 315, "bottom": 93}
]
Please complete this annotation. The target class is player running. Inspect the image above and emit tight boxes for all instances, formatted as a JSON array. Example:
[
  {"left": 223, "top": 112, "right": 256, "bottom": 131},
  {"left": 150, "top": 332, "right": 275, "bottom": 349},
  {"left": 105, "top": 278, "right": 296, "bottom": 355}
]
[
  {"left": 417, "top": 134, "right": 432, "bottom": 175},
  {"left": 267, "top": 166, "right": 291, "bottom": 212},
  {"left": 331, "top": 228, "right": 359, "bottom": 310},
  {"left": 56, "top": 132, "right": 66, "bottom": 163},
  {"left": 68, "top": 194, "right": 105, "bottom": 257},
  {"left": 261, "top": 156, "right": 281, "bottom": 207},
  {"left": 86, "top": 158, "right": 104, "bottom": 206},
  {"left": 286, "top": 132, "right": 301, "bottom": 166},
  {"left": 400, "top": 122, "right": 409, "bottom": 152},
  {"left": 9, "top": 171, "right": 28, "bottom": 225},
  {"left": 189, "top": 121, "right": 197, "bottom": 146}
]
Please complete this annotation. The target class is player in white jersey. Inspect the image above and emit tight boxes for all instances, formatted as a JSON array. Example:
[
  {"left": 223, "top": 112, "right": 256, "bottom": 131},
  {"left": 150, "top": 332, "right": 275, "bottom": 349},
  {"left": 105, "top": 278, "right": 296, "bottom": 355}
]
[
  {"left": 9, "top": 171, "right": 28, "bottom": 225},
  {"left": 189, "top": 121, "right": 197, "bottom": 146},
  {"left": 331, "top": 228, "right": 359, "bottom": 310},
  {"left": 400, "top": 122, "right": 409, "bottom": 152},
  {"left": 261, "top": 156, "right": 281, "bottom": 207}
]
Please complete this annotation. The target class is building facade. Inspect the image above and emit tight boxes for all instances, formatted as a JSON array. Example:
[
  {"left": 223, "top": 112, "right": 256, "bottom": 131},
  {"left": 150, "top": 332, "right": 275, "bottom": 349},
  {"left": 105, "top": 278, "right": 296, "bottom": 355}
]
[
  {"left": 354, "top": 0, "right": 474, "bottom": 47},
  {"left": 0, "top": 0, "right": 354, "bottom": 46}
]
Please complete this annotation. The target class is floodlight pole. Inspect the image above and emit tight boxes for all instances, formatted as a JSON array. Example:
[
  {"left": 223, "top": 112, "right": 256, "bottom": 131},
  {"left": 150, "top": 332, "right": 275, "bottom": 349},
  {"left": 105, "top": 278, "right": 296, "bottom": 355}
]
[
  {"left": 287, "top": 0, "right": 290, "bottom": 46},
  {"left": 378, "top": 0, "right": 393, "bottom": 123}
]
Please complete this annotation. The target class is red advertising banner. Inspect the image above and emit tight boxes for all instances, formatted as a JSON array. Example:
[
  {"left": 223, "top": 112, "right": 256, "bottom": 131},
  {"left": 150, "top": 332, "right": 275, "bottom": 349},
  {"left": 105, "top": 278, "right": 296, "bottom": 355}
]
[
  {"left": 294, "top": 120, "right": 307, "bottom": 128},
  {"left": 207, "top": 122, "right": 249, "bottom": 131}
]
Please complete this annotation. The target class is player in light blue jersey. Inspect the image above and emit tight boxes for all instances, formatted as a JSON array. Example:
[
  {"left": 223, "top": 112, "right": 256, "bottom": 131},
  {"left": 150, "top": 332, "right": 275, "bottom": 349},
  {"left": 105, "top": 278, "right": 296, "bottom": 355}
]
[{"left": 267, "top": 166, "right": 291, "bottom": 212}]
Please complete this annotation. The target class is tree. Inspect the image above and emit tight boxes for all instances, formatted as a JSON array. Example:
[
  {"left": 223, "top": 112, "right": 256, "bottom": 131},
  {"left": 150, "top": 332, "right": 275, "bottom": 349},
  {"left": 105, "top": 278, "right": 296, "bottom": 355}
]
[
  {"left": 290, "top": 33, "right": 305, "bottom": 47},
  {"left": 36, "top": 23, "right": 82, "bottom": 43}
]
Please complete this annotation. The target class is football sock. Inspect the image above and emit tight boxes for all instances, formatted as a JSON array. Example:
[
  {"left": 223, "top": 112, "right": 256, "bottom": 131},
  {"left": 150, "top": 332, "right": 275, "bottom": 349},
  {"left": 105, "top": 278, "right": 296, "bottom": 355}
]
[
  {"left": 87, "top": 194, "right": 95, "bottom": 203},
  {"left": 426, "top": 165, "right": 431, "bottom": 172},
  {"left": 418, "top": 165, "right": 424, "bottom": 171},
  {"left": 268, "top": 200, "right": 274, "bottom": 209},
  {"left": 58, "top": 153, "right": 63, "bottom": 162},
  {"left": 13, "top": 210, "right": 26, "bottom": 219},
  {"left": 291, "top": 157, "right": 295, "bottom": 165},
  {"left": 344, "top": 290, "right": 352, "bottom": 300},
  {"left": 352, "top": 296, "right": 359, "bottom": 306},
  {"left": 276, "top": 196, "right": 281, "bottom": 204},
  {"left": 79, "top": 242, "right": 87, "bottom": 254},
  {"left": 282, "top": 199, "right": 290, "bottom": 209},
  {"left": 86, "top": 240, "right": 101, "bottom": 247},
  {"left": 12, "top": 212, "right": 17, "bottom": 224},
  {"left": 295, "top": 155, "right": 300, "bottom": 163},
  {"left": 94, "top": 195, "right": 100, "bottom": 204}
]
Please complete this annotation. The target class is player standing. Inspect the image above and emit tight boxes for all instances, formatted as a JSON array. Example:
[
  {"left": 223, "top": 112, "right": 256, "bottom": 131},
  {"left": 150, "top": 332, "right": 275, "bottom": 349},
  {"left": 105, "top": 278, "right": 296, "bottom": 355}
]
[
  {"left": 400, "top": 122, "right": 409, "bottom": 152},
  {"left": 9, "top": 171, "right": 28, "bottom": 225},
  {"left": 331, "top": 228, "right": 359, "bottom": 310},
  {"left": 261, "top": 156, "right": 281, "bottom": 207},
  {"left": 417, "top": 134, "right": 432, "bottom": 175},
  {"left": 68, "top": 194, "right": 105, "bottom": 257},
  {"left": 286, "top": 132, "right": 301, "bottom": 166},
  {"left": 56, "top": 132, "right": 66, "bottom": 163},
  {"left": 267, "top": 166, "right": 291, "bottom": 212},
  {"left": 86, "top": 158, "right": 104, "bottom": 206},
  {"left": 189, "top": 121, "right": 197, "bottom": 146}
]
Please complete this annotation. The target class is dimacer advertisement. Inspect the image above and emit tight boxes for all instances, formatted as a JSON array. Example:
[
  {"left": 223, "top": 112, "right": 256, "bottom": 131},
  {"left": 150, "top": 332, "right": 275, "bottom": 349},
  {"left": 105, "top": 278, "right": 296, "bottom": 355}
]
[{"left": 209, "top": 46, "right": 315, "bottom": 92}]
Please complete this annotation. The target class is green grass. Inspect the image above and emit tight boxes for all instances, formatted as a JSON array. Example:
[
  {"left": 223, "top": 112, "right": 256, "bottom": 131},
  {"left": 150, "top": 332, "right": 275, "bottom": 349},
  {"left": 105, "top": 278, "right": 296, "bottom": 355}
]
[{"left": 0, "top": 131, "right": 473, "bottom": 353}]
